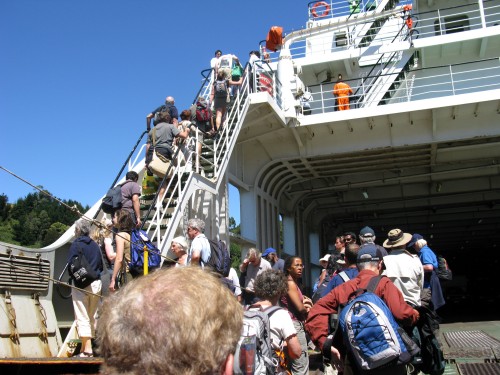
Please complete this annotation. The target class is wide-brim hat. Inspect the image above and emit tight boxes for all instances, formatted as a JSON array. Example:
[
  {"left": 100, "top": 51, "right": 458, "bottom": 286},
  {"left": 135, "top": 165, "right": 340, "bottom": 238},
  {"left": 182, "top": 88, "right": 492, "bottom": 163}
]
[{"left": 383, "top": 228, "right": 412, "bottom": 248}]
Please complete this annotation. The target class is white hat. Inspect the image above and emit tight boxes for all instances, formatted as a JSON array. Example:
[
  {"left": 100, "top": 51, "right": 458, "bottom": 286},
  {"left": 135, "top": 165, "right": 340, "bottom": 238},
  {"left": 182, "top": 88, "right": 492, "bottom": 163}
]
[{"left": 319, "top": 254, "right": 331, "bottom": 264}]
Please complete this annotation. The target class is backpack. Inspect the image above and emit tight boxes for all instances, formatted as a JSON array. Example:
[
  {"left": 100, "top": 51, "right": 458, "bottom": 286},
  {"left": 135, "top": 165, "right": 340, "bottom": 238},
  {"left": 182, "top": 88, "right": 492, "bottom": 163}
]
[
  {"left": 218, "top": 55, "right": 233, "bottom": 70},
  {"left": 416, "top": 305, "right": 445, "bottom": 375},
  {"left": 436, "top": 255, "right": 452, "bottom": 281},
  {"left": 231, "top": 62, "right": 243, "bottom": 80},
  {"left": 311, "top": 272, "right": 332, "bottom": 303},
  {"left": 101, "top": 182, "right": 128, "bottom": 214},
  {"left": 128, "top": 229, "right": 162, "bottom": 276},
  {"left": 195, "top": 100, "right": 212, "bottom": 122},
  {"left": 153, "top": 104, "right": 171, "bottom": 124},
  {"left": 233, "top": 305, "right": 281, "bottom": 375},
  {"left": 337, "top": 276, "right": 415, "bottom": 371},
  {"left": 214, "top": 79, "right": 229, "bottom": 98},
  {"left": 205, "top": 238, "right": 231, "bottom": 277}
]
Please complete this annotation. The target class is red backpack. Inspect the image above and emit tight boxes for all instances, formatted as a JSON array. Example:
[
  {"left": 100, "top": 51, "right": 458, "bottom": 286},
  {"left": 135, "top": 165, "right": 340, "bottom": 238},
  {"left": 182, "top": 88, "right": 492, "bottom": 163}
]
[{"left": 195, "top": 100, "right": 211, "bottom": 122}]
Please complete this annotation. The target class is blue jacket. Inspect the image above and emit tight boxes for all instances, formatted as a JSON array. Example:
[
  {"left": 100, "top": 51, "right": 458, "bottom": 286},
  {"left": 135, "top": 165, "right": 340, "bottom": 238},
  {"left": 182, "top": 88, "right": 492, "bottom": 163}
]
[{"left": 67, "top": 235, "right": 103, "bottom": 274}]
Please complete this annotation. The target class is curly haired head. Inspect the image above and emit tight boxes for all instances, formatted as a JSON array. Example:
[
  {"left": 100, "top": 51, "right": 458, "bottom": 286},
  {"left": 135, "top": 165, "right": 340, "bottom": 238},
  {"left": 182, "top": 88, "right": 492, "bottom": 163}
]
[
  {"left": 254, "top": 269, "right": 288, "bottom": 300},
  {"left": 97, "top": 266, "right": 243, "bottom": 375}
]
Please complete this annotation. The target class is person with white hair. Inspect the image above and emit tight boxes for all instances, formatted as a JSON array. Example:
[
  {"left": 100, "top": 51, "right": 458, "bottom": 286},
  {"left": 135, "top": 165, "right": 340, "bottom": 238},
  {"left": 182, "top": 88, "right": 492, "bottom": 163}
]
[
  {"left": 67, "top": 218, "right": 103, "bottom": 357},
  {"left": 186, "top": 218, "right": 211, "bottom": 266},
  {"left": 407, "top": 233, "right": 445, "bottom": 310},
  {"left": 358, "top": 226, "right": 388, "bottom": 257},
  {"left": 98, "top": 267, "right": 243, "bottom": 374},
  {"left": 170, "top": 236, "right": 189, "bottom": 267}
]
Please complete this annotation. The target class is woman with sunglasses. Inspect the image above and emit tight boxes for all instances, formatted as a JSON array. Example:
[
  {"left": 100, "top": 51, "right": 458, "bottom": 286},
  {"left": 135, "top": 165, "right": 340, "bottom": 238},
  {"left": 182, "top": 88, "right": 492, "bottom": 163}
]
[{"left": 281, "top": 256, "right": 313, "bottom": 374}]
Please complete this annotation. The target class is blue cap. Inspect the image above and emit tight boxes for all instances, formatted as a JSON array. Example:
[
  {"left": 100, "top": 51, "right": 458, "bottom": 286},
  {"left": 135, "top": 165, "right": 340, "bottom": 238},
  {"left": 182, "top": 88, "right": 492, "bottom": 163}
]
[
  {"left": 357, "top": 243, "right": 384, "bottom": 263},
  {"left": 407, "top": 233, "right": 424, "bottom": 248},
  {"left": 262, "top": 247, "right": 277, "bottom": 257},
  {"left": 359, "top": 226, "right": 375, "bottom": 237}
]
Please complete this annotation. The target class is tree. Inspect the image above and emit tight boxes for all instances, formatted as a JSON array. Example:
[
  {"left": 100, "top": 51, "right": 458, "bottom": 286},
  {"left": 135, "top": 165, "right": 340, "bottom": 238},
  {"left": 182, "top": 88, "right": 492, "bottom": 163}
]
[
  {"left": 229, "top": 216, "right": 240, "bottom": 235},
  {"left": 42, "top": 222, "right": 69, "bottom": 247},
  {"left": 1, "top": 189, "right": 87, "bottom": 247}
]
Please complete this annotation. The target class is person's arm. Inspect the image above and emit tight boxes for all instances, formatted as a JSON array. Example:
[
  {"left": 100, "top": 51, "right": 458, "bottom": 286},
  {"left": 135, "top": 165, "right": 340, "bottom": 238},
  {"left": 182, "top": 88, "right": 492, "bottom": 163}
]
[
  {"left": 104, "top": 237, "right": 116, "bottom": 262},
  {"left": 286, "top": 335, "right": 302, "bottom": 359},
  {"left": 132, "top": 194, "right": 141, "bottom": 228},
  {"left": 287, "top": 279, "right": 309, "bottom": 318},
  {"left": 239, "top": 258, "right": 250, "bottom": 273},
  {"left": 176, "top": 127, "right": 190, "bottom": 139},
  {"left": 109, "top": 234, "right": 124, "bottom": 291},
  {"left": 190, "top": 249, "right": 200, "bottom": 265},
  {"left": 146, "top": 113, "right": 154, "bottom": 130}
]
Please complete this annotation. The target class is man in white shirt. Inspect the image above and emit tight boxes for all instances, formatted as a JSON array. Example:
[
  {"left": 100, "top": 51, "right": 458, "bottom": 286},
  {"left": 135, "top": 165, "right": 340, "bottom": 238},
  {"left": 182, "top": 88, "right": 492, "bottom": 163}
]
[{"left": 186, "top": 218, "right": 211, "bottom": 266}]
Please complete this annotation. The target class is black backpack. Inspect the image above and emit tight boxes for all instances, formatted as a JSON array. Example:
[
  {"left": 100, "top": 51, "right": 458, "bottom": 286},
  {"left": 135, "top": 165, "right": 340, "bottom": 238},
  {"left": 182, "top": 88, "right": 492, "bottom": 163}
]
[
  {"left": 205, "top": 238, "right": 231, "bottom": 277},
  {"left": 101, "top": 181, "right": 129, "bottom": 214},
  {"left": 153, "top": 104, "right": 172, "bottom": 124}
]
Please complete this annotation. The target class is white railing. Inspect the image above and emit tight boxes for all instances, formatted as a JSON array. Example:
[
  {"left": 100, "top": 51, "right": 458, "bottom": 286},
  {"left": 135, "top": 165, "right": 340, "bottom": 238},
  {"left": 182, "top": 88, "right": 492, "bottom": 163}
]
[
  {"left": 302, "top": 58, "right": 500, "bottom": 113},
  {"left": 262, "top": 0, "right": 500, "bottom": 63}
]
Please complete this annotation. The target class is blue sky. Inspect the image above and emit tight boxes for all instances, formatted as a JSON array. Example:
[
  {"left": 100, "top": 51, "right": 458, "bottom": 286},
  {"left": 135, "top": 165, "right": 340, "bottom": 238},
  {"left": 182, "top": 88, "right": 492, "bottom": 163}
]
[{"left": 0, "top": 0, "right": 308, "bottom": 223}]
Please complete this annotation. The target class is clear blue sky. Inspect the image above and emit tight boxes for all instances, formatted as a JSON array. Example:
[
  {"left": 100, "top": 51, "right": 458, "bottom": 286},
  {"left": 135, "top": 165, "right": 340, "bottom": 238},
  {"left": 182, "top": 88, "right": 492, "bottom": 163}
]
[{"left": 0, "top": 0, "right": 308, "bottom": 223}]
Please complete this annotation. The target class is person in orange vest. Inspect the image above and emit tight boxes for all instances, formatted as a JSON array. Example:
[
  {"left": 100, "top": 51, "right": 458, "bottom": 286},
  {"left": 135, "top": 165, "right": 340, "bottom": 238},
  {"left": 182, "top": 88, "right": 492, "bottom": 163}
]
[{"left": 333, "top": 74, "right": 353, "bottom": 111}]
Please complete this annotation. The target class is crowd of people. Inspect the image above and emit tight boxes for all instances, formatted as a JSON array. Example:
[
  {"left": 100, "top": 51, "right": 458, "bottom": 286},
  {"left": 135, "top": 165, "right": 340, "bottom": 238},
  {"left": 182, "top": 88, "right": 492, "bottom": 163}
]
[
  {"left": 67, "top": 202, "right": 446, "bottom": 374},
  {"left": 63, "top": 49, "right": 447, "bottom": 373}
]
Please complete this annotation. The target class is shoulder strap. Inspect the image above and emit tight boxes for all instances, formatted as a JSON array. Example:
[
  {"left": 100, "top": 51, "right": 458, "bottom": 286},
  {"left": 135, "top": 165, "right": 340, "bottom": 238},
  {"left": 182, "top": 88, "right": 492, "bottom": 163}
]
[
  {"left": 263, "top": 305, "right": 282, "bottom": 318},
  {"left": 152, "top": 127, "right": 157, "bottom": 148},
  {"left": 338, "top": 271, "right": 350, "bottom": 282},
  {"left": 366, "top": 275, "right": 384, "bottom": 293}
]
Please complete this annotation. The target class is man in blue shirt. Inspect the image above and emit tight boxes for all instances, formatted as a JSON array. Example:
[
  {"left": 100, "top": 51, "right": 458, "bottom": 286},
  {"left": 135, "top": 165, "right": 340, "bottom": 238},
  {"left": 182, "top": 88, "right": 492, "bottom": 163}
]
[
  {"left": 321, "top": 243, "right": 360, "bottom": 297},
  {"left": 262, "top": 247, "right": 285, "bottom": 272}
]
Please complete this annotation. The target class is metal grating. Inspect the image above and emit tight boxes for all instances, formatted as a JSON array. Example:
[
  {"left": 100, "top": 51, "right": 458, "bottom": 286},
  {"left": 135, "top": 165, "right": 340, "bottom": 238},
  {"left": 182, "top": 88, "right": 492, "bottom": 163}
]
[
  {"left": 444, "top": 330, "right": 500, "bottom": 348},
  {"left": 457, "top": 363, "right": 500, "bottom": 375},
  {"left": 0, "top": 253, "right": 50, "bottom": 291}
]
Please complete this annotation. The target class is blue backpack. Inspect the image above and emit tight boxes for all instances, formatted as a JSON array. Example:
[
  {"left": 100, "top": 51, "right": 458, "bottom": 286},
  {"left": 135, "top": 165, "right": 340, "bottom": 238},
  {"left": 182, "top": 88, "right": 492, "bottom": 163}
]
[
  {"left": 129, "top": 229, "right": 161, "bottom": 275},
  {"left": 337, "top": 276, "right": 417, "bottom": 371}
]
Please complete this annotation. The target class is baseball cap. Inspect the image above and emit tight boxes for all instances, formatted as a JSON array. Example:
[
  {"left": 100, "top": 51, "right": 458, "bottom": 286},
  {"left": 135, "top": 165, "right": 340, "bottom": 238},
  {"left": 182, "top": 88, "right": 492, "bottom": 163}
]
[
  {"left": 359, "top": 226, "right": 375, "bottom": 237},
  {"left": 262, "top": 247, "right": 277, "bottom": 257},
  {"left": 357, "top": 243, "right": 384, "bottom": 263},
  {"left": 407, "top": 233, "right": 424, "bottom": 248}
]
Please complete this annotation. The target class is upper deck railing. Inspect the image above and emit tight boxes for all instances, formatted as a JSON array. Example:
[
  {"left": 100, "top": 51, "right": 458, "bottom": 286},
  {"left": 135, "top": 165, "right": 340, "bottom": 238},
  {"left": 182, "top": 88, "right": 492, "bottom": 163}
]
[
  {"left": 262, "top": 0, "right": 500, "bottom": 63},
  {"left": 304, "top": 57, "right": 500, "bottom": 114}
]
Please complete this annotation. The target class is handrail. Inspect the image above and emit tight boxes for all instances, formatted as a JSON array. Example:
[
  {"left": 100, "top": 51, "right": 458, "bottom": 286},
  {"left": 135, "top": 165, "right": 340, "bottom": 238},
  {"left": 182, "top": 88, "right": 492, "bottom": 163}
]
[
  {"left": 139, "top": 144, "right": 185, "bottom": 231},
  {"left": 353, "top": 15, "right": 411, "bottom": 103},
  {"left": 302, "top": 57, "right": 500, "bottom": 114},
  {"left": 93, "top": 130, "right": 148, "bottom": 220}
]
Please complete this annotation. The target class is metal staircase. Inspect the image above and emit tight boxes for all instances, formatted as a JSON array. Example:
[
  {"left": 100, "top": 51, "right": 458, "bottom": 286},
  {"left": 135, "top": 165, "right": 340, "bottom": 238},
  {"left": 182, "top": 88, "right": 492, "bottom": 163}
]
[{"left": 139, "top": 66, "right": 253, "bottom": 258}]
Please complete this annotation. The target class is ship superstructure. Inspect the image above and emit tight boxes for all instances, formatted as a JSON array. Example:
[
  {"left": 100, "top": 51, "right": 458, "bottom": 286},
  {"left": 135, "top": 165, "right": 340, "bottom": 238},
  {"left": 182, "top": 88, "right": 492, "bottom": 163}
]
[{"left": 1, "top": 0, "right": 500, "bottom": 368}]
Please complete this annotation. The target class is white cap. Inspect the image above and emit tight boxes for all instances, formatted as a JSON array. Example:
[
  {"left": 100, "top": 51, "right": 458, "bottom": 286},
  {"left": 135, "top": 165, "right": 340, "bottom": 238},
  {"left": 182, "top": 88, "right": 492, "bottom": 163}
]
[{"left": 319, "top": 254, "right": 331, "bottom": 264}]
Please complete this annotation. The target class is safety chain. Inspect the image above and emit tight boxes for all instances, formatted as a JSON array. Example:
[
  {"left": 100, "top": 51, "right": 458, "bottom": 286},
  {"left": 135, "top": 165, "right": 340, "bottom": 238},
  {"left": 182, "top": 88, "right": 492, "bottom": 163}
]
[
  {"left": 32, "top": 293, "right": 49, "bottom": 342},
  {"left": 5, "top": 291, "right": 20, "bottom": 344}
]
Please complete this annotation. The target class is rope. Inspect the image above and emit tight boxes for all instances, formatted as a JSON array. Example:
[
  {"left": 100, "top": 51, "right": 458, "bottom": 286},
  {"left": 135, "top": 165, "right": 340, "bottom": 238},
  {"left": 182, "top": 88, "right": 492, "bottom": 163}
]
[
  {"left": 0, "top": 165, "right": 178, "bottom": 264},
  {"left": 0, "top": 258, "right": 101, "bottom": 297}
]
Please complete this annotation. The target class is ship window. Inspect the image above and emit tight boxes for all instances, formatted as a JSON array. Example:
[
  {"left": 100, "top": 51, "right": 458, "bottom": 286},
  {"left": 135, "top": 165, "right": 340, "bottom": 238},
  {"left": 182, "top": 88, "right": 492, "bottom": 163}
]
[{"left": 434, "top": 15, "right": 470, "bottom": 35}]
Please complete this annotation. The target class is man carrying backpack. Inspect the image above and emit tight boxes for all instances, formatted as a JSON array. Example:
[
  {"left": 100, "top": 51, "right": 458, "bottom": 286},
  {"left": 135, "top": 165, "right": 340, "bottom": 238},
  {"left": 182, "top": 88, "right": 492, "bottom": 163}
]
[
  {"left": 306, "top": 244, "right": 420, "bottom": 375},
  {"left": 121, "top": 171, "right": 142, "bottom": 228},
  {"left": 146, "top": 96, "right": 179, "bottom": 131},
  {"left": 186, "top": 218, "right": 211, "bottom": 266}
]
